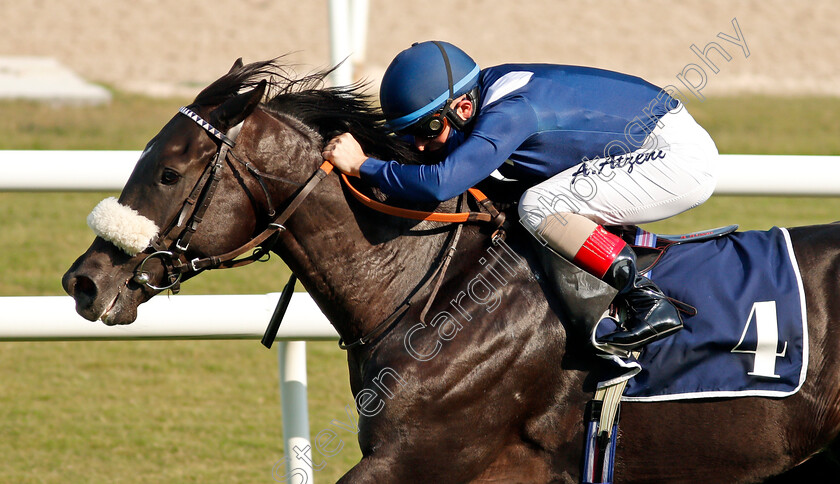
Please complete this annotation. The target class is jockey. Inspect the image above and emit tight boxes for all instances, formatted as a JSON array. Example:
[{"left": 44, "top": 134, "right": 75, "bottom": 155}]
[{"left": 322, "top": 40, "right": 718, "bottom": 351}]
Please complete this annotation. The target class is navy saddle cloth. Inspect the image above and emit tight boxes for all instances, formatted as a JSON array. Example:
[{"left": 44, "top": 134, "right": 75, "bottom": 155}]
[{"left": 596, "top": 226, "right": 808, "bottom": 402}]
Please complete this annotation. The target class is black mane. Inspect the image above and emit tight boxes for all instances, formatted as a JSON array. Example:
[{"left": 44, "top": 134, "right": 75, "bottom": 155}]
[{"left": 193, "top": 58, "right": 422, "bottom": 164}]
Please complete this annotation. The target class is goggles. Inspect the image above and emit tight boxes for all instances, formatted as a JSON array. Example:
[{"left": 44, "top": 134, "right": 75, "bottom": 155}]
[{"left": 399, "top": 109, "right": 450, "bottom": 139}]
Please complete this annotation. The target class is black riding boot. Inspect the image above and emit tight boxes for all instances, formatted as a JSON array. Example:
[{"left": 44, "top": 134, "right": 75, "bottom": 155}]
[{"left": 599, "top": 245, "right": 684, "bottom": 350}]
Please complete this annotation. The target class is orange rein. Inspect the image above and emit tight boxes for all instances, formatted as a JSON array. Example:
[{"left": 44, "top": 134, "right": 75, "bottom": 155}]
[{"left": 337, "top": 171, "right": 498, "bottom": 224}]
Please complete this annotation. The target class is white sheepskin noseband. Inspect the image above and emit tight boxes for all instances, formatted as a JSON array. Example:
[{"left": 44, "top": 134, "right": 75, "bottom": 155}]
[{"left": 86, "top": 197, "right": 159, "bottom": 256}]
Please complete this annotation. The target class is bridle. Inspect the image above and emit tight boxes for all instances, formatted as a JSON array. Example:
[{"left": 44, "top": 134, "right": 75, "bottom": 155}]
[{"left": 132, "top": 106, "right": 334, "bottom": 292}]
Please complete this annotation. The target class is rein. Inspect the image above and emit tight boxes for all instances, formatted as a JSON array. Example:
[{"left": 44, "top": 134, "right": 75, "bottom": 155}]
[{"left": 340, "top": 172, "right": 506, "bottom": 228}]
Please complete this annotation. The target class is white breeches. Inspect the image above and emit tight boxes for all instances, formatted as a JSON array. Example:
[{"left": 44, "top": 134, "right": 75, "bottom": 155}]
[{"left": 519, "top": 106, "right": 718, "bottom": 228}]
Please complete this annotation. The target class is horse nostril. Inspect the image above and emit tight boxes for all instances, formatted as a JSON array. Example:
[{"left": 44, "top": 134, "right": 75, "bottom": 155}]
[{"left": 71, "top": 275, "right": 98, "bottom": 308}]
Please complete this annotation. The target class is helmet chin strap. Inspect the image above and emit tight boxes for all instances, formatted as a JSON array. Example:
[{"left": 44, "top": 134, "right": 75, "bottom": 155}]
[{"left": 431, "top": 41, "right": 478, "bottom": 132}]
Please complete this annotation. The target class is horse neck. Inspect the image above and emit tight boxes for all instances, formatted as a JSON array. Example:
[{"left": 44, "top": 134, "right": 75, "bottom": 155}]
[
  {"left": 244, "top": 108, "right": 490, "bottom": 342},
  {"left": 277, "top": 171, "right": 477, "bottom": 343}
]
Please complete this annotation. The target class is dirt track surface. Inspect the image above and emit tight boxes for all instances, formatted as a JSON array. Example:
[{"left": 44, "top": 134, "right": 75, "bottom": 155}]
[{"left": 1, "top": 1, "right": 837, "bottom": 97}]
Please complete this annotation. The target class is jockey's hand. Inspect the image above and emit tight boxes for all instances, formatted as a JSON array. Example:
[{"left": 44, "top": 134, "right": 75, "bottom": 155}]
[{"left": 322, "top": 133, "right": 367, "bottom": 177}]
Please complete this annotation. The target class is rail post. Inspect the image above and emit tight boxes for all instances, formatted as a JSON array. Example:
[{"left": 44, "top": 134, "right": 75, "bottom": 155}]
[{"left": 279, "top": 340, "right": 314, "bottom": 482}]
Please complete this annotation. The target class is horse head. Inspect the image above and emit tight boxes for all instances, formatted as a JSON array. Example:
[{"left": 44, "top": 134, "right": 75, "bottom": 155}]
[{"left": 62, "top": 59, "right": 322, "bottom": 325}]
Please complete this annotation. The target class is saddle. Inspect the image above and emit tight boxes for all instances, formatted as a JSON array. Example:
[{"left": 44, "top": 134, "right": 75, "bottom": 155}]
[{"left": 534, "top": 224, "right": 739, "bottom": 342}]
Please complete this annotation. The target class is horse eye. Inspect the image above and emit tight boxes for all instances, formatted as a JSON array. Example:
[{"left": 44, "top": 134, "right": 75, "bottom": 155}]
[{"left": 160, "top": 168, "right": 181, "bottom": 185}]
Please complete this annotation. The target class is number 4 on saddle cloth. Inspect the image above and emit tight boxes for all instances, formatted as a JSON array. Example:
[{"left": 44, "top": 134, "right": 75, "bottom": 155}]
[{"left": 535, "top": 224, "right": 808, "bottom": 401}]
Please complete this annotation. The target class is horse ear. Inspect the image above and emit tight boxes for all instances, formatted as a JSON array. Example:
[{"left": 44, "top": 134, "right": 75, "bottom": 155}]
[
  {"left": 211, "top": 80, "right": 267, "bottom": 130},
  {"left": 228, "top": 58, "right": 244, "bottom": 74}
]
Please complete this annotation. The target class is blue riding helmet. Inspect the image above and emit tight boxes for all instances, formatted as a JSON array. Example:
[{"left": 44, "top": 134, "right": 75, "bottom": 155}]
[{"left": 380, "top": 41, "right": 480, "bottom": 134}]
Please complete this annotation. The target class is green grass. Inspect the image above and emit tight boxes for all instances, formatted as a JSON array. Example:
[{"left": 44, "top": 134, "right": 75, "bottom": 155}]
[{"left": 1, "top": 93, "right": 839, "bottom": 482}]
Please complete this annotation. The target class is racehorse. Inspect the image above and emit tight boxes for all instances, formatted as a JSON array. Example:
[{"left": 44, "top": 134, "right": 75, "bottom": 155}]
[{"left": 63, "top": 59, "right": 840, "bottom": 483}]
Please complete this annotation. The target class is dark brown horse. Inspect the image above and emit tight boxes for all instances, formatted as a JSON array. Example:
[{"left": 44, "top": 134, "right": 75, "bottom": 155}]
[{"left": 63, "top": 59, "right": 840, "bottom": 482}]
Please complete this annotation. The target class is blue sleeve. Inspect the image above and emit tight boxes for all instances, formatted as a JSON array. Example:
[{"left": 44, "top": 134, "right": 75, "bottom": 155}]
[{"left": 359, "top": 97, "right": 539, "bottom": 202}]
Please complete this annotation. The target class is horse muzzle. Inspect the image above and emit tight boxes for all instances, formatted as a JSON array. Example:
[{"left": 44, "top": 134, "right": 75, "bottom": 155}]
[
  {"left": 62, "top": 240, "right": 159, "bottom": 325},
  {"left": 62, "top": 268, "right": 142, "bottom": 325}
]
